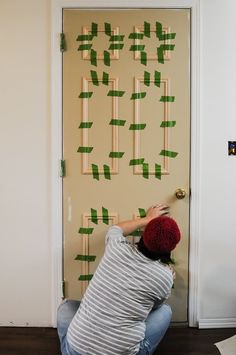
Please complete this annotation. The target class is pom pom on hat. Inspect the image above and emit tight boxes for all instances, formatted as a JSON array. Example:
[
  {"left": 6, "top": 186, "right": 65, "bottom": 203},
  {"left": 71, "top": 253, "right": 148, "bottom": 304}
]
[{"left": 143, "top": 216, "right": 181, "bottom": 254}]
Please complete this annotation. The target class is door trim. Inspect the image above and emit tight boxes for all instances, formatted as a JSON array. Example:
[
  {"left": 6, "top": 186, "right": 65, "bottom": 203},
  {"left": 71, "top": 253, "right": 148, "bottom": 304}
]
[{"left": 51, "top": 0, "right": 200, "bottom": 327}]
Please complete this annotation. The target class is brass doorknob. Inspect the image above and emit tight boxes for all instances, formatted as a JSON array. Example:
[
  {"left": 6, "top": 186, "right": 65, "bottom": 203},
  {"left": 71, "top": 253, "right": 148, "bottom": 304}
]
[{"left": 175, "top": 188, "right": 186, "bottom": 199}]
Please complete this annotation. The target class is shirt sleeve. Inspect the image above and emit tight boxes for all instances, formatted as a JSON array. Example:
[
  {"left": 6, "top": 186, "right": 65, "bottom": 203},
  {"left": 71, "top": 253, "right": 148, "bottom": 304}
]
[{"left": 105, "top": 225, "right": 126, "bottom": 245}]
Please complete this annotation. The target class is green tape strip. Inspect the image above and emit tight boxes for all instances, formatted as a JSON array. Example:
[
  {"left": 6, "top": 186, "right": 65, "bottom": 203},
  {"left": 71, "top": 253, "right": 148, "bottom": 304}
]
[
  {"left": 109, "top": 43, "right": 124, "bottom": 50},
  {"left": 79, "top": 122, "right": 93, "bottom": 128},
  {"left": 129, "top": 32, "right": 144, "bottom": 39},
  {"left": 131, "top": 92, "right": 146, "bottom": 100},
  {"left": 160, "top": 96, "right": 175, "bottom": 102},
  {"left": 76, "top": 34, "right": 94, "bottom": 41},
  {"left": 104, "top": 165, "right": 111, "bottom": 180},
  {"left": 160, "top": 150, "right": 178, "bottom": 158},
  {"left": 109, "top": 152, "right": 125, "bottom": 158},
  {"left": 157, "top": 44, "right": 175, "bottom": 63},
  {"left": 102, "top": 72, "right": 109, "bottom": 85},
  {"left": 102, "top": 207, "right": 109, "bottom": 224},
  {"left": 90, "top": 70, "right": 99, "bottom": 86},
  {"left": 141, "top": 51, "right": 147, "bottom": 66},
  {"left": 130, "top": 44, "right": 145, "bottom": 51},
  {"left": 105, "top": 22, "right": 111, "bottom": 36},
  {"left": 155, "top": 164, "right": 162, "bottom": 180},
  {"left": 110, "top": 35, "right": 125, "bottom": 41},
  {"left": 90, "top": 49, "right": 97, "bottom": 66},
  {"left": 156, "top": 22, "right": 176, "bottom": 41},
  {"left": 77, "top": 146, "right": 93, "bottom": 153},
  {"left": 160, "top": 121, "right": 176, "bottom": 127},
  {"left": 142, "top": 163, "right": 149, "bottom": 179},
  {"left": 78, "top": 44, "right": 92, "bottom": 51},
  {"left": 129, "top": 123, "right": 146, "bottom": 130},
  {"left": 144, "top": 21, "right": 151, "bottom": 38},
  {"left": 60, "top": 33, "right": 66, "bottom": 52},
  {"left": 156, "top": 22, "right": 162, "bottom": 39},
  {"left": 129, "top": 230, "right": 142, "bottom": 237},
  {"left": 129, "top": 158, "right": 145, "bottom": 166},
  {"left": 91, "top": 208, "right": 98, "bottom": 224},
  {"left": 144, "top": 71, "right": 150, "bottom": 86},
  {"left": 104, "top": 50, "right": 110, "bottom": 66},
  {"left": 78, "top": 227, "right": 94, "bottom": 234},
  {"left": 92, "top": 164, "right": 99, "bottom": 180},
  {"left": 109, "top": 119, "right": 126, "bottom": 126},
  {"left": 79, "top": 92, "right": 93, "bottom": 98},
  {"left": 75, "top": 255, "right": 96, "bottom": 262},
  {"left": 78, "top": 274, "right": 93, "bottom": 281},
  {"left": 154, "top": 71, "right": 161, "bottom": 87},
  {"left": 138, "top": 208, "right": 146, "bottom": 218},
  {"left": 108, "top": 90, "right": 125, "bottom": 97},
  {"left": 91, "top": 23, "right": 98, "bottom": 37}
]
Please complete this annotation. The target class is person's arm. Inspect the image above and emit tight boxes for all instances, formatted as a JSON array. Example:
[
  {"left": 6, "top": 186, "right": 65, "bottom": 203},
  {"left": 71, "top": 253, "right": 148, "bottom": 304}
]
[{"left": 116, "top": 204, "right": 169, "bottom": 236}]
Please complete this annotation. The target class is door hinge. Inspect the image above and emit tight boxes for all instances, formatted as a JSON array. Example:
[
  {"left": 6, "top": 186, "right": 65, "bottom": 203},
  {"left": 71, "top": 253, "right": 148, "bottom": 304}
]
[
  {"left": 60, "top": 159, "right": 66, "bottom": 177},
  {"left": 60, "top": 33, "right": 66, "bottom": 52},
  {"left": 62, "top": 280, "right": 66, "bottom": 299}
]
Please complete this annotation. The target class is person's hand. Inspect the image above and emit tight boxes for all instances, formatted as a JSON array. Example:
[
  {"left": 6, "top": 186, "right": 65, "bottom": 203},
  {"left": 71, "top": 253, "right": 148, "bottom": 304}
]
[{"left": 146, "top": 204, "right": 169, "bottom": 222}]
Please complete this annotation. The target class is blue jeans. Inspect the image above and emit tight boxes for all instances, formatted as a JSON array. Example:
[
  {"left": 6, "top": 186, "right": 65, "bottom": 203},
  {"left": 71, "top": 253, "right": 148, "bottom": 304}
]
[{"left": 57, "top": 300, "right": 172, "bottom": 355}]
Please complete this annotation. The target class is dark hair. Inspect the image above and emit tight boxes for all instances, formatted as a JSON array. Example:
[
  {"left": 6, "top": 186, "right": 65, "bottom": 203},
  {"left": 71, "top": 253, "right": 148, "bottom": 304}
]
[{"left": 136, "top": 237, "right": 175, "bottom": 265}]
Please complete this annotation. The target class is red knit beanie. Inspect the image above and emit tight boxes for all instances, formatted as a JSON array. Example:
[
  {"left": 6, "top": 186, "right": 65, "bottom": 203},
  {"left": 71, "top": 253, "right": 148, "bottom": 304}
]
[{"left": 143, "top": 216, "right": 181, "bottom": 254}]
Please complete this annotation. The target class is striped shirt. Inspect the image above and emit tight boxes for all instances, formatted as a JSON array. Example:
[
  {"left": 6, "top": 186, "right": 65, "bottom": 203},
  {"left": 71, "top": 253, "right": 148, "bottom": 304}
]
[{"left": 67, "top": 225, "right": 173, "bottom": 355}]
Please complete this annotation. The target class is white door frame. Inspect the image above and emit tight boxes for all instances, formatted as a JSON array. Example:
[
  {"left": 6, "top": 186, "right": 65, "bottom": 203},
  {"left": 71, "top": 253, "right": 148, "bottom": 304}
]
[{"left": 50, "top": 0, "right": 200, "bottom": 327}]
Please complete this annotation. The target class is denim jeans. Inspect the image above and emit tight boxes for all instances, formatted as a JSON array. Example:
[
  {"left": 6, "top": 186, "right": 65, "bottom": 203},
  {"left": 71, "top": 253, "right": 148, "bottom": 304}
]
[{"left": 57, "top": 299, "right": 172, "bottom": 355}]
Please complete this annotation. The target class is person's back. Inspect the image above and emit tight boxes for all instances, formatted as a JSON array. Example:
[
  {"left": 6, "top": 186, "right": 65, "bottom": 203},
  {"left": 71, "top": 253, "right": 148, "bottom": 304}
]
[{"left": 67, "top": 225, "right": 173, "bottom": 355}]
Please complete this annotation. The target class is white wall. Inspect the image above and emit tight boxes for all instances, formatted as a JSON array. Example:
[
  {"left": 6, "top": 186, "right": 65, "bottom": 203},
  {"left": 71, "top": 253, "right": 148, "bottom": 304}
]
[
  {"left": 198, "top": 0, "right": 236, "bottom": 327},
  {"left": 0, "top": 0, "right": 236, "bottom": 328},
  {"left": 0, "top": 0, "right": 52, "bottom": 326}
]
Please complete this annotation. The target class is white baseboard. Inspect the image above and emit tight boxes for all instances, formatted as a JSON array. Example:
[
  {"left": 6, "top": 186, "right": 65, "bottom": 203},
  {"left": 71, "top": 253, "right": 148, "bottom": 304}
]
[{"left": 199, "top": 318, "right": 236, "bottom": 329}]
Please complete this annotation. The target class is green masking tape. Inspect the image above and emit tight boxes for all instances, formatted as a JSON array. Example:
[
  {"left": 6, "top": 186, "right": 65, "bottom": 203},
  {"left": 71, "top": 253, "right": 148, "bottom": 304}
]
[
  {"left": 142, "top": 163, "right": 149, "bottom": 179},
  {"left": 75, "top": 255, "right": 96, "bottom": 262},
  {"left": 78, "top": 274, "right": 93, "bottom": 281},
  {"left": 160, "top": 121, "right": 176, "bottom": 127},
  {"left": 141, "top": 51, "right": 147, "bottom": 66},
  {"left": 129, "top": 158, "right": 145, "bottom": 166},
  {"left": 107, "top": 90, "right": 125, "bottom": 97},
  {"left": 110, "top": 35, "right": 125, "bottom": 41},
  {"left": 160, "top": 96, "right": 175, "bottom": 102},
  {"left": 102, "top": 207, "right": 109, "bottom": 224},
  {"left": 77, "top": 146, "right": 93, "bottom": 153},
  {"left": 138, "top": 208, "right": 146, "bottom": 218},
  {"left": 154, "top": 71, "right": 161, "bottom": 87},
  {"left": 76, "top": 34, "right": 94, "bottom": 41},
  {"left": 78, "top": 44, "right": 92, "bottom": 51},
  {"left": 103, "top": 165, "right": 111, "bottom": 180},
  {"left": 90, "top": 49, "right": 97, "bottom": 66},
  {"left": 159, "top": 150, "right": 178, "bottom": 158},
  {"left": 79, "top": 92, "right": 93, "bottom": 99},
  {"left": 109, "top": 152, "right": 125, "bottom": 158},
  {"left": 131, "top": 92, "right": 146, "bottom": 100},
  {"left": 60, "top": 33, "right": 66, "bottom": 52},
  {"left": 130, "top": 44, "right": 145, "bottom": 51},
  {"left": 78, "top": 227, "right": 94, "bottom": 234},
  {"left": 91, "top": 208, "right": 98, "bottom": 224},
  {"left": 109, "top": 119, "right": 126, "bottom": 126},
  {"left": 129, "top": 32, "right": 144, "bottom": 39},
  {"left": 90, "top": 70, "right": 99, "bottom": 86},
  {"left": 144, "top": 21, "right": 151, "bottom": 38},
  {"left": 156, "top": 22, "right": 176, "bottom": 41},
  {"left": 92, "top": 164, "right": 99, "bottom": 180},
  {"left": 79, "top": 122, "right": 93, "bottom": 128},
  {"left": 102, "top": 72, "right": 109, "bottom": 85},
  {"left": 105, "top": 22, "right": 111, "bottom": 36},
  {"left": 91, "top": 23, "right": 98, "bottom": 37},
  {"left": 129, "top": 123, "right": 146, "bottom": 130},
  {"left": 103, "top": 51, "right": 110, "bottom": 66},
  {"left": 109, "top": 43, "right": 124, "bottom": 50},
  {"left": 144, "top": 71, "right": 150, "bottom": 86},
  {"left": 157, "top": 44, "right": 175, "bottom": 63},
  {"left": 155, "top": 164, "right": 161, "bottom": 180}
]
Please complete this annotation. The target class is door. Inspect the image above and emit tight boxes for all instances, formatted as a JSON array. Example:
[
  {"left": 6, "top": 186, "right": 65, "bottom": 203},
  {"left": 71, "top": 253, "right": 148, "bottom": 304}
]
[{"left": 62, "top": 9, "right": 190, "bottom": 322}]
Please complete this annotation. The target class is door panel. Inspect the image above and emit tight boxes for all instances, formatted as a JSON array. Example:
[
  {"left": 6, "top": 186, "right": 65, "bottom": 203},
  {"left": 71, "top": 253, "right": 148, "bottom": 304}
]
[{"left": 63, "top": 9, "right": 190, "bottom": 322}]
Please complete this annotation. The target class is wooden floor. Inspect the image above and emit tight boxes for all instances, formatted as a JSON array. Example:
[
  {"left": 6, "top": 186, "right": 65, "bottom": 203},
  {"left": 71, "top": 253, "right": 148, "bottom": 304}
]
[{"left": 0, "top": 326, "right": 235, "bottom": 355}]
